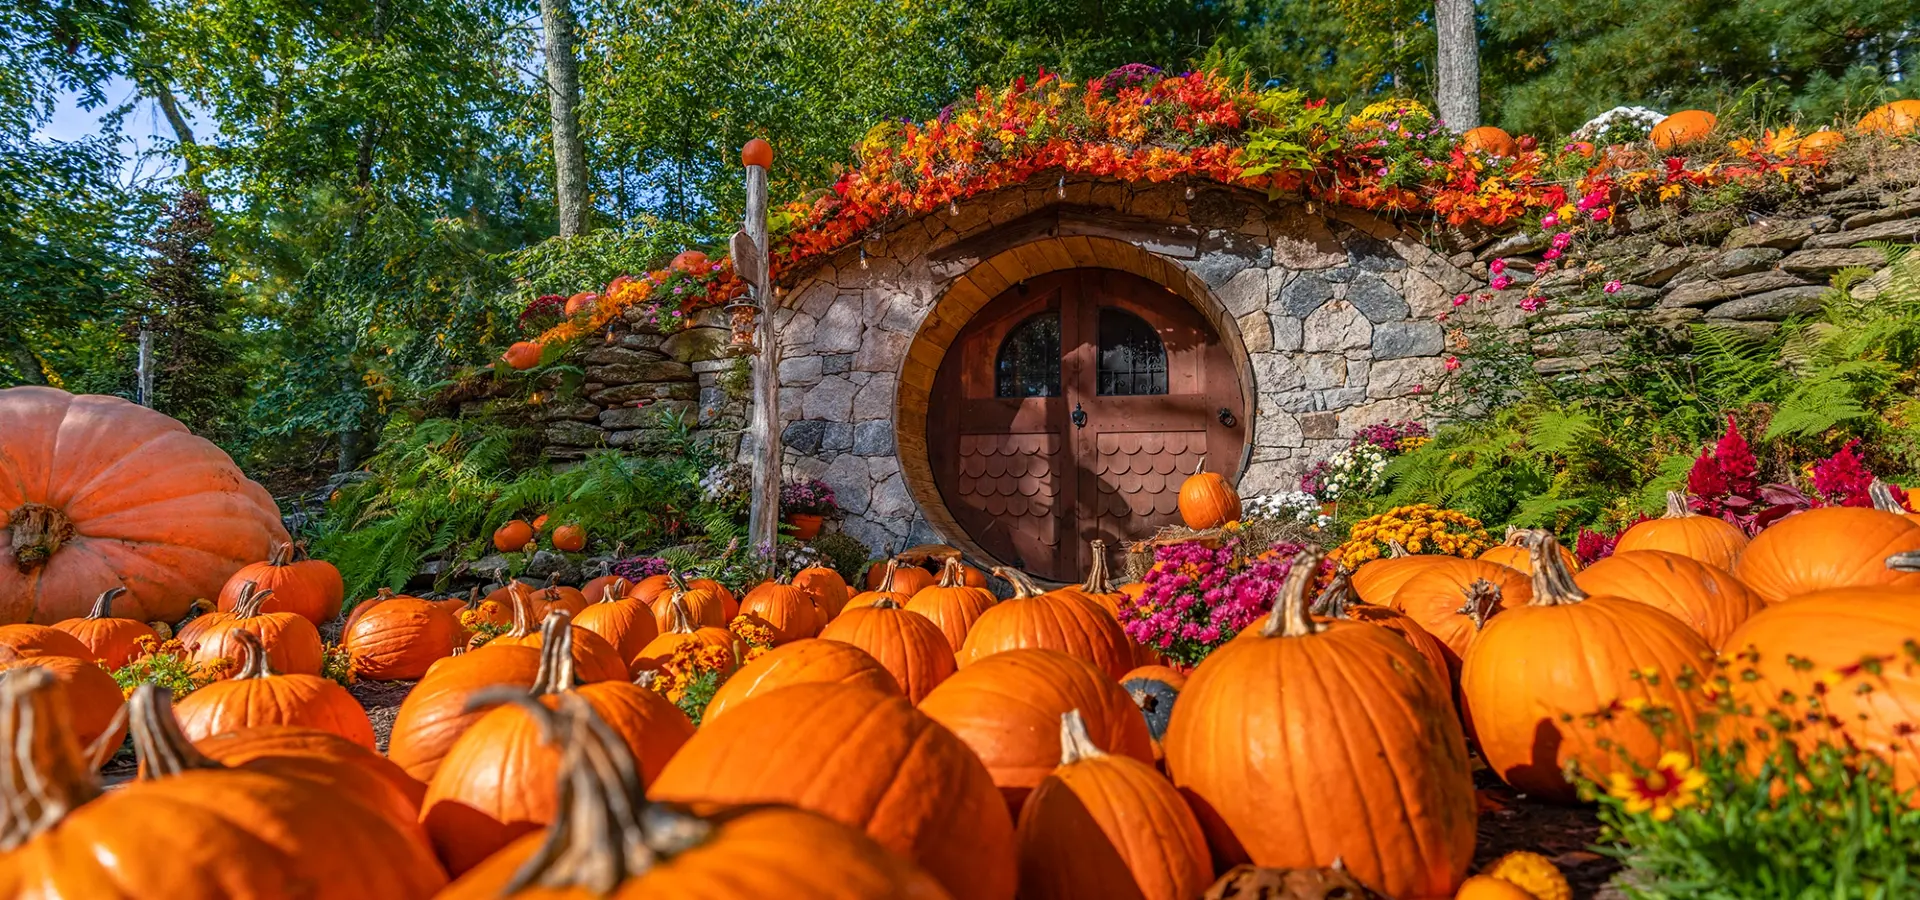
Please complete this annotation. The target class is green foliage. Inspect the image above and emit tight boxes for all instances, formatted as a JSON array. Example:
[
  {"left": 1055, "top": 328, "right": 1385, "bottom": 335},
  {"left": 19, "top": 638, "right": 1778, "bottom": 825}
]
[
  {"left": 502, "top": 221, "right": 710, "bottom": 313},
  {"left": 807, "top": 532, "right": 876, "bottom": 586},
  {"left": 320, "top": 643, "right": 355, "bottom": 689},
  {"left": 133, "top": 191, "right": 248, "bottom": 445},
  {"left": 674, "top": 669, "right": 723, "bottom": 726},
  {"left": 110, "top": 641, "right": 225, "bottom": 698}
]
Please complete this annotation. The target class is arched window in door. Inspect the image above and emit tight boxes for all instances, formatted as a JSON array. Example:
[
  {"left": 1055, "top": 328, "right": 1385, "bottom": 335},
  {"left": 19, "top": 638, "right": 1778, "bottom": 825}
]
[
  {"left": 994, "top": 312, "right": 1061, "bottom": 397},
  {"left": 1096, "top": 307, "right": 1168, "bottom": 395}
]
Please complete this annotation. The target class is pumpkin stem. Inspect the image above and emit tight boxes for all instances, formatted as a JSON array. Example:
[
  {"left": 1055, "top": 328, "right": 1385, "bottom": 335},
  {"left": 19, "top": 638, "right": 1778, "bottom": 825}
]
[
  {"left": 1193, "top": 456, "right": 1206, "bottom": 476},
  {"left": 1057, "top": 709, "right": 1107, "bottom": 765},
  {"left": 1663, "top": 490, "right": 1691, "bottom": 519},
  {"left": 1079, "top": 541, "right": 1113, "bottom": 595},
  {"left": 231, "top": 582, "right": 276, "bottom": 618},
  {"left": 0, "top": 667, "right": 101, "bottom": 850},
  {"left": 633, "top": 670, "right": 659, "bottom": 689},
  {"left": 528, "top": 611, "right": 579, "bottom": 695},
  {"left": 870, "top": 597, "right": 903, "bottom": 611},
  {"left": 1385, "top": 541, "right": 1410, "bottom": 559},
  {"left": 84, "top": 587, "right": 127, "bottom": 620},
  {"left": 1310, "top": 569, "right": 1356, "bottom": 619},
  {"left": 663, "top": 597, "right": 697, "bottom": 635},
  {"left": 1518, "top": 530, "right": 1587, "bottom": 606},
  {"left": 1455, "top": 579, "right": 1504, "bottom": 629},
  {"left": 1889, "top": 551, "right": 1920, "bottom": 573},
  {"left": 127, "top": 684, "right": 222, "bottom": 780},
  {"left": 1869, "top": 480, "right": 1912, "bottom": 515},
  {"left": 596, "top": 580, "right": 627, "bottom": 605},
  {"left": 506, "top": 582, "right": 537, "bottom": 639},
  {"left": 933, "top": 557, "right": 965, "bottom": 589},
  {"left": 1259, "top": 548, "right": 1328, "bottom": 638},
  {"left": 228, "top": 629, "right": 276, "bottom": 680},
  {"left": 875, "top": 559, "right": 900, "bottom": 595},
  {"left": 991, "top": 566, "right": 1043, "bottom": 599},
  {"left": 291, "top": 540, "right": 312, "bottom": 562},
  {"left": 267, "top": 541, "right": 294, "bottom": 567},
  {"left": 7, "top": 503, "right": 74, "bottom": 573}
]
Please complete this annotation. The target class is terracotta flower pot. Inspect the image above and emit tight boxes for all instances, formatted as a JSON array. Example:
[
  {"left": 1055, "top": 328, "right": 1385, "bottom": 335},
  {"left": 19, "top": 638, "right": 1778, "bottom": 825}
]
[{"left": 784, "top": 514, "right": 824, "bottom": 541}]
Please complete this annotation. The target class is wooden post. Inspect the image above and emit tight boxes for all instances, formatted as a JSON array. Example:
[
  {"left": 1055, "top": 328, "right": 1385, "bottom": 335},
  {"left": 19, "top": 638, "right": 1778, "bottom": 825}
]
[{"left": 737, "top": 140, "right": 781, "bottom": 562}]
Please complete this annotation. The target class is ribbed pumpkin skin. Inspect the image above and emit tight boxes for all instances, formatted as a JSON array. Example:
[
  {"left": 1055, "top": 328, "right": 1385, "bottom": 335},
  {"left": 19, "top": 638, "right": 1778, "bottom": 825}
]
[
  {"left": 492, "top": 623, "right": 630, "bottom": 683},
  {"left": 1338, "top": 603, "right": 1453, "bottom": 694},
  {"left": 179, "top": 603, "right": 324, "bottom": 676},
  {"left": 1719, "top": 590, "right": 1920, "bottom": 794},
  {"left": 704, "top": 638, "right": 901, "bottom": 722},
  {"left": 50, "top": 594, "right": 157, "bottom": 669},
  {"left": 918, "top": 650, "right": 1154, "bottom": 815},
  {"left": 1454, "top": 875, "right": 1538, "bottom": 900},
  {"left": 217, "top": 545, "right": 345, "bottom": 625},
  {"left": 959, "top": 593, "right": 1132, "bottom": 681},
  {"left": 1016, "top": 744, "right": 1212, "bottom": 900},
  {"left": 579, "top": 574, "right": 634, "bottom": 605},
  {"left": 1350, "top": 554, "right": 1445, "bottom": 605},
  {"left": 907, "top": 581, "right": 998, "bottom": 652},
  {"left": 1177, "top": 470, "right": 1241, "bottom": 529},
  {"left": 740, "top": 581, "right": 819, "bottom": 644},
  {"left": 818, "top": 602, "right": 957, "bottom": 703},
  {"left": 179, "top": 726, "right": 427, "bottom": 842},
  {"left": 573, "top": 593, "right": 658, "bottom": 665},
  {"left": 649, "top": 682, "right": 1017, "bottom": 900},
  {"left": 0, "top": 624, "right": 94, "bottom": 662},
  {"left": 0, "top": 386, "right": 289, "bottom": 625},
  {"left": 385, "top": 644, "right": 544, "bottom": 781},
  {"left": 1478, "top": 541, "right": 1577, "bottom": 576},
  {"left": 530, "top": 586, "right": 588, "bottom": 618},
  {"left": 196, "top": 725, "right": 426, "bottom": 813},
  {"left": 1613, "top": 512, "right": 1749, "bottom": 571},
  {"left": 421, "top": 680, "right": 694, "bottom": 876},
  {"left": 343, "top": 597, "right": 461, "bottom": 680},
  {"left": 650, "top": 587, "right": 726, "bottom": 631},
  {"left": 1165, "top": 620, "right": 1475, "bottom": 899},
  {"left": 795, "top": 566, "right": 852, "bottom": 622},
  {"left": 1576, "top": 550, "right": 1765, "bottom": 649},
  {"left": 1734, "top": 508, "right": 1920, "bottom": 604},
  {"left": 173, "top": 663, "right": 375, "bottom": 749},
  {"left": 1389, "top": 559, "right": 1532, "bottom": 677},
  {"left": 0, "top": 656, "right": 125, "bottom": 752},
  {"left": 439, "top": 804, "right": 955, "bottom": 900},
  {"left": 1462, "top": 599, "right": 1711, "bottom": 803}
]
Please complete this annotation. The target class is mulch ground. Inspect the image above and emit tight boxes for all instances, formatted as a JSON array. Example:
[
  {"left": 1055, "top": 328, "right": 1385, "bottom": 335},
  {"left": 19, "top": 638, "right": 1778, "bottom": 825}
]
[{"left": 1472, "top": 764, "right": 1627, "bottom": 899}]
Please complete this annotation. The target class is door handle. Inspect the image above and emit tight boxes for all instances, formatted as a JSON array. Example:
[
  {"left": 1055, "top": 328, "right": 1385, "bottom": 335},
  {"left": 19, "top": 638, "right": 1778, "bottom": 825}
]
[
  {"left": 1217, "top": 407, "right": 1237, "bottom": 428},
  {"left": 1071, "top": 403, "right": 1087, "bottom": 428}
]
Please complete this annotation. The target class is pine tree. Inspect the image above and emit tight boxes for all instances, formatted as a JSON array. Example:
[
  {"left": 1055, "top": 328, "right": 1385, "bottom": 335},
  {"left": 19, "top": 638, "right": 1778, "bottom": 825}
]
[{"left": 137, "top": 191, "right": 246, "bottom": 444}]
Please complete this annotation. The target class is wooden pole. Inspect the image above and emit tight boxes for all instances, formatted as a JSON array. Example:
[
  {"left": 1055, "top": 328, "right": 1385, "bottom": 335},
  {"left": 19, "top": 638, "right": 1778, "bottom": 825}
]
[{"left": 739, "top": 145, "right": 781, "bottom": 563}]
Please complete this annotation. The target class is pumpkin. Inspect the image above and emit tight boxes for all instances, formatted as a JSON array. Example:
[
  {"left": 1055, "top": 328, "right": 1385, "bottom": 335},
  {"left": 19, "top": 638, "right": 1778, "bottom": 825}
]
[
  {"left": 1651, "top": 109, "right": 1717, "bottom": 149},
  {"left": 1478, "top": 529, "right": 1578, "bottom": 575},
  {"left": 795, "top": 564, "right": 853, "bottom": 622},
  {"left": 740, "top": 136, "right": 775, "bottom": 168},
  {"left": 488, "top": 584, "right": 629, "bottom": 682},
  {"left": 492, "top": 519, "right": 535, "bottom": 552},
  {"left": 195, "top": 724, "right": 427, "bottom": 815},
  {"left": 0, "top": 653, "right": 125, "bottom": 761},
  {"left": 422, "top": 613, "right": 694, "bottom": 875},
  {"left": 530, "top": 584, "right": 589, "bottom": 618},
  {"left": 689, "top": 575, "right": 739, "bottom": 620},
  {"left": 959, "top": 568, "right": 1132, "bottom": 680},
  {"left": 1734, "top": 507, "right": 1920, "bottom": 604},
  {"left": 0, "top": 622, "right": 92, "bottom": 663},
  {"left": 1718, "top": 586, "right": 1920, "bottom": 794},
  {"left": 1575, "top": 549, "right": 1765, "bottom": 649},
  {"left": 671, "top": 249, "right": 710, "bottom": 274},
  {"left": 1462, "top": 531, "right": 1713, "bottom": 803},
  {"left": 178, "top": 581, "right": 324, "bottom": 676},
  {"left": 1461, "top": 126, "right": 1517, "bottom": 158},
  {"left": 1119, "top": 664, "right": 1185, "bottom": 764},
  {"left": 550, "top": 523, "right": 587, "bottom": 552},
  {"left": 1349, "top": 543, "right": 1444, "bottom": 605},
  {"left": 1313, "top": 572, "right": 1453, "bottom": 695},
  {"left": 1871, "top": 479, "right": 1920, "bottom": 525},
  {"left": 1454, "top": 875, "right": 1539, "bottom": 900},
  {"left": 48, "top": 587, "right": 156, "bottom": 669},
  {"left": 502, "top": 341, "right": 543, "bottom": 370},
  {"left": 739, "top": 576, "right": 819, "bottom": 644},
  {"left": 704, "top": 638, "right": 901, "bottom": 721},
  {"left": 1177, "top": 459, "right": 1242, "bottom": 529},
  {"left": 818, "top": 597, "right": 957, "bottom": 703},
  {"left": 386, "top": 640, "right": 545, "bottom": 782},
  {"left": 846, "top": 559, "right": 917, "bottom": 611},
  {"left": 0, "top": 386, "right": 288, "bottom": 624},
  {"left": 216, "top": 541, "right": 344, "bottom": 625},
  {"left": 175, "top": 629, "right": 375, "bottom": 748},
  {"left": 907, "top": 557, "right": 999, "bottom": 652},
  {"left": 1800, "top": 129, "right": 1846, "bottom": 153},
  {"left": 1612, "top": 491, "right": 1749, "bottom": 570},
  {"left": 650, "top": 680, "right": 1017, "bottom": 900},
  {"left": 919, "top": 649, "right": 1154, "bottom": 815},
  {"left": 632, "top": 595, "right": 743, "bottom": 675},
  {"left": 573, "top": 581, "right": 658, "bottom": 665},
  {"left": 562, "top": 291, "right": 598, "bottom": 316},
  {"left": 1164, "top": 548, "right": 1475, "bottom": 898},
  {"left": 1477, "top": 851, "right": 1571, "bottom": 900},
  {"left": 1858, "top": 99, "right": 1920, "bottom": 136},
  {"left": 0, "top": 670, "right": 447, "bottom": 900},
  {"left": 1392, "top": 558, "right": 1532, "bottom": 680},
  {"left": 1049, "top": 539, "right": 1125, "bottom": 618},
  {"left": 1016, "top": 709, "right": 1212, "bottom": 900},
  {"left": 580, "top": 573, "right": 635, "bottom": 605},
  {"left": 650, "top": 571, "right": 727, "bottom": 631},
  {"left": 631, "top": 572, "right": 674, "bottom": 602},
  {"left": 434, "top": 693, "right": 950, "bottom": 900},
  {"left": 343, "top": 592, "right": 462, "bottom": 680}
]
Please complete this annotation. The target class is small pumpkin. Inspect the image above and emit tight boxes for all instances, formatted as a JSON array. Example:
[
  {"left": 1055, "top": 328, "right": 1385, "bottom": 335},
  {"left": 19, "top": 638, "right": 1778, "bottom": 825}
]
[
  {"left": 562, "top": 291, "right": 598, "bottom": 316},
  {"left": 632, "top": 595, "right": 743, "bottom": 675},
  {"left": 1612, "top": 491, "right": 1749, "bottom": 570},
  {"left": 178, "top": 581, "right": 325, "bottom": 677},
  {"left": 959, "top": 568, "right": 1133, "bottom": 681},
  {"left": 1575, "top": 549, "right": 1765, "bottom": 649},
  {"left": 175, "top": 630, "right": 376, "bottom": 748},
  {"left": 216, "top": 541, "right": 345, "bottom": 626},
  {"left": 49, "top": 587, "right": 157, "bottom": 669},
  {"left": 492, "top": 519, "right": 535, "bottom": 552},
  {"left": 343, "top": 592, "right": 462, "bottom": 680},
  {"left": 1119, "top": 665, "right": 1185, "bottom": 763},
  {"left": 794, "top": 564, "right": 853, "bottom": 623},
  {"left": 1348, "top": 542, "right": 1444, "bottom": 605},
  {"left": 670, "top": 249, "right": 710, "bottom": 273},
  {"left": 703, "top": 638, "right": 901, "bottom": 722},
  {"left": 739, "top": 575, "right": 819, "bottom": 644},
  {"left": 1461, "top": 126, "right": 1517, "bottom": 158},
  {"left": 1177, "top": 459, "right": 1242, "bottom": 529},
  {"left": 1386, "top": 557, "right": 1531, "bottom": 680},
  {"left": 1733, "top": 506, "right": 1920, "bottom": 604},
  {"left": 1015, "top": 710, "right": 1213, "bottom": 900},
  {"left": 502, "top": 341, "right": 543, "bottom": 370},
  {"left": 1455, "top": 875, "right": 1539, "bottom": 900},
  {"left": 818, "top": 597, "right": 957, "bottom": 703},
  {"left": 650, "top": 571, "right": 727, "bottom": 631},
  {"left": 907, "top": 557, "right": 999, "bottom": 652},
  {"left": 1478, "top": 851, "right": 1572, "bottom": 900},
  {"left": 1800, "top": 129, "right": 1846, "bottom": 154},
  {"left": 845, "top": 559, "right": 917, "bottom": 611},
  {"left": 488, "top": 584, "right": 628, "bottom": 682},
  {"left": 1858, "top": 99, "right": 1920, "bottom": 136},
  {"left": 386, "top": 641, "right": 545, "bottom": 782},
  {"left": 573, "top": 582, "right": 659, "bottom": 665},
  {"left": 579, "top": 573, "right": 636, "bottom": 606},
  {"left": 550, "top": 523, "right": 587, "bottom": 552},
  {"left": 1651, "top": 109, "right": 1717, "bottom": 149},
  {"left": 1478, "top": 529, "right": 1578, "bottom": 575}
]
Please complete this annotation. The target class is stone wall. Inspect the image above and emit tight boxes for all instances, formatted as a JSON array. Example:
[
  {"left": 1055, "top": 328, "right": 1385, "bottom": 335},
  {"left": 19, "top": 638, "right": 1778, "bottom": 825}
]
[{"left": 538, "top": 313, "right": 746, "bottom": 461}]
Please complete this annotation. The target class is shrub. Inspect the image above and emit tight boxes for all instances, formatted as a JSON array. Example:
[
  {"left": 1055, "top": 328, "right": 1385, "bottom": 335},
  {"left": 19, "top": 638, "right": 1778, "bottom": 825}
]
[{"left": 806, "top": 532, "right": 873, "bottom": 585}]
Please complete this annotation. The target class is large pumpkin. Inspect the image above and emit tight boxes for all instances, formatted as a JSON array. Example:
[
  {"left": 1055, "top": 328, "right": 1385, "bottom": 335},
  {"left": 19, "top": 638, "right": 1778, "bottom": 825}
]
[
  {"left": 0, "top": 653, "right": 126, "bottom": 759},
  {"left": 1478, "top": 530, "right": 1578, "bottom": 575},
  {"left": 178, "top": 581, "right": 325, "bottom": 676},
  {"left": 1858, "top": 99, "right": 1920, "bottom": 136},
  {"left": 0, "top": 386, "right": 288, "bottom": 624},
  {"left": 433, "top": 694, "right": 951, "bottom": 900},
  {"left": 1612, "top": 491, "right": 1749, "bottom": 570},
  {"left": 649, "top": 681, "right": 1017, "bottom": 900},
  {"left": 216, "top": 541, "right": 344, "bottom": 626},
  {"left": 849, "top": 559, "right": 929, "bottom": 609},
  {"left": 1651, "top": 109, "right": 1717, "bottom": 149},
  {"left": 794, "top": 564, "right": 853, "bottom": 623},
  {"left": 573, "top": 581, "right": 658, "bottom": 666},
  {"left": 906, "top": 557, "right": 999, "bottom": 652},
  {"left": 195, "top": 724, "right": 426, "bottom": 816},
  {"left": 739, "top": 576, "right": 819, "bottom": 644},
  {"left": 502, "top": 341, "right": 543, "bottom": 370},
  {"left": 1348, "top": 545, "right": 1445, "bottom": 605},
  {"left": 1575, "top": 549, "right": 1765, "bottom": 649},
  {"left": 1164, "top": 549, "right": 1475, "bottom": 899},
  {"left": 491, "top": 520, "right": 534, "bottom": 553},
  {"left": 385, "top": 640, "right": 544, "bottom": 782},
  {"left": 343, "top": 593, "right": 462, "bottom": 680},
  {"left": 0, "top": 670, "right": 447, "bottom": 900},
  {"left": 174, "top": 630, "right": 375, "bottom": 748},
  {"left": 1313, "top": 572, "right": 1452, "bottom": 695},
  {"left": 1462, "top": 531, "right": 1713, "bottom": 803},
  {"left": 818, "top": 597, "right": 957, "bottom": 703},
  {"left": 959, "top": 568, "right": 1132, "bottom": 680},
  {"left": 0, "top": 622, "right": 92, "bottom": 663},
  {"left": 1177, "top": 460, "right": 1242, "bottom": 529},
  {"left": 1048, "top": 541, "right": 1126, "bottom": 618},
  {"left": 1016, "top": 710, "right": 1213, "bottom": 900},
  {"left": 1391, "top": 557, "right": 1532, "bottom": 680},
  {"left": 703, "top": 638, "right": 901, "bottom": 722},
  {"left": 918, "top": 648, "right": 1154, "bottom": 815},
  {"left": 1733, "top": 507, "right": 1920, "bottom": 604},
  {"left": 50, "top": 587, "right": 157, "bottom": 669}
]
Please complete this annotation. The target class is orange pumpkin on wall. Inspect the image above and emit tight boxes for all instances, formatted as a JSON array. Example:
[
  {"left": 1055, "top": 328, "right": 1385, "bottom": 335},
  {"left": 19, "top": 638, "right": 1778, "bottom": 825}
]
[
  {"left": 501, "top": 341, "right": 543, "bottom": 370},
  {"left": 1461, "top": 126, "right": 1518, "bottom": 157},
  {"left": 491, "top": 520, "right": 534, "bottom": 552},
  {"left": 1858, "top": 99, "right": 1920, "bottom": 136},
  {"left": 550, "top": 523, "right": 587, "bottom": 552},
  {"left": 1651, "top": 110, "right": 1718, "bottom": 149},
  {"left": 1177, "top": 461, "right": 1241, "bottom": 529}
]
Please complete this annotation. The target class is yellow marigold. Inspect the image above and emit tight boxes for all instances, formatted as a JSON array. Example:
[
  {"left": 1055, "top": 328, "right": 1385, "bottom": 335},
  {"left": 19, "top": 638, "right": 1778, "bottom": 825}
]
[
  {"left": 729, "top": 614, "right": 776, "bottom": 649},
  {"left": 1483, "top": 851, "right": 1571, "bottom": 900}
]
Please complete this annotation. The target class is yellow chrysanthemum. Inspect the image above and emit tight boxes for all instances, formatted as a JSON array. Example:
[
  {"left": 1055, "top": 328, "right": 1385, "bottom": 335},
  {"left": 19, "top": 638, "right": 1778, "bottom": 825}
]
[{"left": 1484, "top": 851, "right": 1571, "bottom": 900}]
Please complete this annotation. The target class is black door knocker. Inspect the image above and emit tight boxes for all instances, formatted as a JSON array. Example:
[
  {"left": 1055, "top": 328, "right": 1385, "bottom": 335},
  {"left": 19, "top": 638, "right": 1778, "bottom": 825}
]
[
  {"left": 1217, "top": 407, "right": 1237, "bottom": 428},
  {"left": 1071, "top": 403, "right": 1087, "bottom": 428}
]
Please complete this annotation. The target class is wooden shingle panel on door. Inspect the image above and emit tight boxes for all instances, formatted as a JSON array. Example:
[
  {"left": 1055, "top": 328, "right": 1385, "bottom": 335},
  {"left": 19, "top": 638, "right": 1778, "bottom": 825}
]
[{"left": 930, "top": 267, "right": 1246, "bottom": 582}]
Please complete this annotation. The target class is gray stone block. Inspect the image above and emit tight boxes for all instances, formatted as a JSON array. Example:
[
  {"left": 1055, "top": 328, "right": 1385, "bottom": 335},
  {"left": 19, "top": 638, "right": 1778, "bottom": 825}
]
[
  {"left": 782, "top": 419, "right": 826, "bottom": 455},
  {"left": 822, "top": 353, "right": 854, "bottom": 376},
  {"left": 661, "top": 327, "right": 729, "bottom": 363},
  {"left": 1303, "top": 301, "right": 1371, "bottom": 353},
  {"left": 1723, "top": 216, "right": 1831, "bottom": 251},
  {"left": 778, "top": 355, "right": 824, "bottom": 385},
  {"left": 1371, "top": 321, "right": 1444, "bottom": 359},
  {"left": 586, "top": 360, "right": 695, "bottom": 385},
  {"left": 590, "top": 382, "right": 698, "bottom": 405},
  {"left": 1280, "top": 271, "right": 1335, "bottom": 318},
  {"left": 545, "top": 421, "right": 607, "bottom": 448},
  {"left": 1345, "top": 273, "right": 1411, "bottom": 323},
  {"left": 822, "top": 422, "right": 854, "bottom": 453},
  {"left": 853, "top": 421, "right": 894, "bottom": 456},
  {"left": 1804, "top": 217, "right": 1920, "bottom": 249},
  {"left": 1705, "top": 286, "right": 1829, "bottom": 321},
  {"left": 598, "top": 401, "right": 693, "bottom": 430},
  {"left": 582, "top": 345, "right": 668, "bottom": 366},
  {"left": 1659, "top": 271, "right": 1809, "bottom": 308},
  {"left": 1780, "top": 247, "right": 1885, "bottom": 275}
]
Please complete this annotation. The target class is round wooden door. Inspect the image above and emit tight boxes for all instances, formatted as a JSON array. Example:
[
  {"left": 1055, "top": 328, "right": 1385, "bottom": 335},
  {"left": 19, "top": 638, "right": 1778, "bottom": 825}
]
[{"left": 929, "top": 268, "right": 1248, "bottom": 583}]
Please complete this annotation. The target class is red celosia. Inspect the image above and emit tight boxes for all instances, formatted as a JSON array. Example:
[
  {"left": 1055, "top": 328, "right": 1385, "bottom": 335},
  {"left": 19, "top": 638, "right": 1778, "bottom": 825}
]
[{"left": 1810, "top": 440, "right": 1875, "bottom": 507}]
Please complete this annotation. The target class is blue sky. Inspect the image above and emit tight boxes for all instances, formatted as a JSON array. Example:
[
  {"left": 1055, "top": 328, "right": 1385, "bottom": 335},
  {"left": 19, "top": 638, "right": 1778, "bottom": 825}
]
[{"left": 35, "top": 77, "right": 199, "bottom": 182}]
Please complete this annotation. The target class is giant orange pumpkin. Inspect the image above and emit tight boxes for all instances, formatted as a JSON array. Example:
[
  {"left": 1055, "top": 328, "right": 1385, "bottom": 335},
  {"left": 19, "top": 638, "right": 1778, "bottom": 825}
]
[
  {"left": 919, "top": 649, "right": 1154, "bottom": 815},
  {"left": 1164, "top": 549, "right": 1475, "bottom": 899},
  {"left": 174, "top": 630, "right": 375, "bottom": 748},
  {"left": 433, "top": 694, "right": 950, "bottom": 900},
  {"left": 959, "top": 568, "right": 1132, "bottom": 680},
  {"left": 907, "top": 557, "right": 999, "bottom": 652},
  {"left": 649, "top": 681, "right": 1018, "bottom": 900},
  {"left": 1462, "top": 531, "right": 1713, "bottom": 803},
  {"left": 422, "top": 614, "right": 694, "bottom": 876},
  {"left": 1015, "top": 710, "right": 1213, "bottom": 900},
  {"left": 0, "top": 386, "right": 288, "bottom": 624},
  {"left": 386, "top": 641, "right": 544, "bottom": 782},
  {"left": 703, "top": 638, "right": 901, "bottom": 722},
  {"left": 739, "top": 576, "right": 819, "bottom": 644},
  {"left": 1177, "top": 461, "right": 1242, "bottom": 529},
  {"left": 217, "top": 541, "right": 345, "bottom": 625},
  {"left": 1575, "top": 549, "right": 1765, "bottom": 649},
  {"left": 0, "top": 670, "right": 447, "bottom": 900},
  {"left": 178, "top": 581, "right": 325, "bottom": 676},
  {"left": 343, "top": 593, "right": 462, "bottom": 680},
  {"left": 1389, "top": 557, "right": 1531, "bottom": 681},
  {"left": 1612, "top": 491, "right": 1749, "bottom": 570},
  {"left": 1734, "top": 507, "right": 1920, "bottom": 604},
  {"left": 1858, "top": 99, "right": 1920, "bottom": 136},
  {"left": 572, "top": 582, "right": 658, "bottom": 666},
  {"left": 818, "top": 597, "right": 956, "bottom": 703},
  {"left": 1651, "top": 109, "right": 1717, "bottom": 149},
  {"left": 49, "top": 587, "right": 157, "bottom": 669},
  {"left": 1461, "top": 126, "right": 1517, "bottom": 158}
]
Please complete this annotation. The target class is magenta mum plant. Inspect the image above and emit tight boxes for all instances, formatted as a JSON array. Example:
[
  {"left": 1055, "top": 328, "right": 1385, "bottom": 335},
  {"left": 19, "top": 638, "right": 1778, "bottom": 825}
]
[
  {"left": 779, "top": 479, "right": 838, "bottom": 516},
  {"left": 1118, "top": 540, "right": 1305, "bottom": 666}
]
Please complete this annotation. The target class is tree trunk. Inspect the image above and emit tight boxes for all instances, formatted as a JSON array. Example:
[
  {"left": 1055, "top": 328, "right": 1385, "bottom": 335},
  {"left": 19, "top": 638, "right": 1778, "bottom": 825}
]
[
  {"left": 540, "top": 0, "right": 589, "bottom": 237},
  {"left": 5, "top": 340, "right": 48, "bottom": 386},
  {"left": 1434, "top": 0, "right": 1480, "bottom": 131}
]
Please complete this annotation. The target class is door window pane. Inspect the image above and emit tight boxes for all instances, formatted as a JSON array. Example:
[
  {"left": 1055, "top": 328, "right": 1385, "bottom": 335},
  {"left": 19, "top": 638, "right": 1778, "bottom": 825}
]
[
  {"left": 1097, "top": 308, "right": 1167, "bottom": 396},
  {"left": 995, "top": 312, "right": 1061, "bottom": 397}
]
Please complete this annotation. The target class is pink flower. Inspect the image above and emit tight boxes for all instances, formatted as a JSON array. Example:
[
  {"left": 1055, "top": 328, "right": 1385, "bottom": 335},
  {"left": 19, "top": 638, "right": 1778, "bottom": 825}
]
[
  {"left": 1490, "top": 274, "right": 1513, "bottom": 291},
  {"left": 1551, "top": 232, "right": 1573, "bottom": 249},
  {"left": 1543, "top": 248, "right": 1563, "bottom": 261},
  {"left": 1410, "top": 384, "right": 1426, "bottom": 394},
  {"left": 1591, "top": 208, "right": 1612, "bottom": 222},
  {"left": 1532, "top": 261, "right": 1552, "bottom": 275},
  {"left": 1541, "top": 213, "right": 1560, "bottom": 228},
  {"left": 1490, "top": 259, "right": 1507, "bottom": 275},
  {"left": 1452, "top": 293, "right": 1470, "bottom": 307},
  {"left": 1519, "top": 295, "right": 1546, "bottom": 312},
  {"left": 1604, "top": 280, "right": 1623, "bottom": 294},
  {"left": 1444, "top": 356, "right": 1460, "bottom": 371}
]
